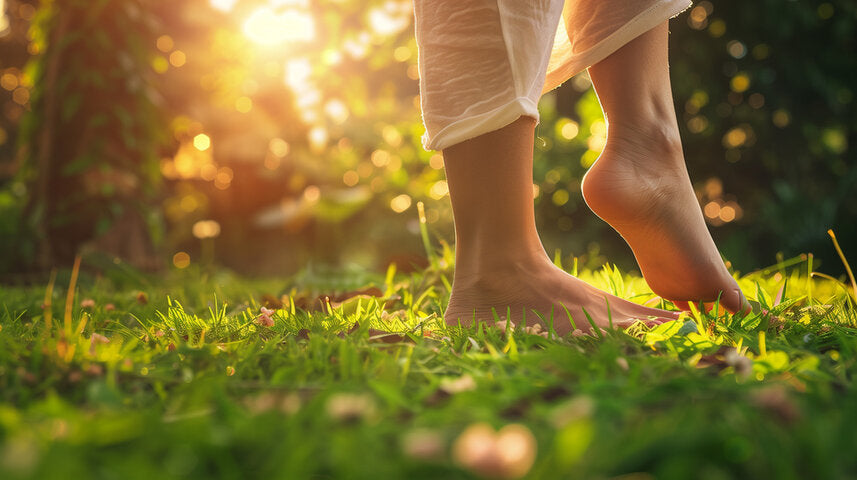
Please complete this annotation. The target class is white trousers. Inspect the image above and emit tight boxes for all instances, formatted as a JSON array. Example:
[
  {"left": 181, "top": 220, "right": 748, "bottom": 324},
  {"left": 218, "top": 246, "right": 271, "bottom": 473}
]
[{"left": 414, "top": 0, "right": 691, "bottom": 151}]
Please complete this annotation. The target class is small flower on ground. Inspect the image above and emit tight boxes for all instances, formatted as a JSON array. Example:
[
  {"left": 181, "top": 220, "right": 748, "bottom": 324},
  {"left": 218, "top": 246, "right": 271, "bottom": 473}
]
[
  {"left": 524, "top": 323, "right": 549, "bottom": 338},
  {"left": 244, "top": 392, "right": 302, "bottom": 415},
  {"left": 80, "top": 298, "right": 95, "bottom": 308},
  {"left": 440, "top": 374, "right": 477, "bottom": 394},
  {"left": 549, "top": 395, "right": 595, "bottom": 428},
  {"left": 257, "top": 306, "right": 275, "bottom": 327},
  {"left": 325, "top": 393, "right": 377, "bottom": 422},
  {"left": 104, "top": 303, "right": 116, "bottom": 312},
  {"left": 725, "top": 348, "right": 753, "bottom": 379},
  {"left": 89, "top": 333, "right": 110, "bottom": 355},
  {"left": 494, "top": 320, "right": 516, "bottom": 332},
  {"left": 401, "top": 428, "right": 444, "bottom": 461},
  {"left": 155, "top": 329, "right": 165, "bottom": 337},
  {"left": 279, "top": 393, "right": 301, "bottom": 414},
  {"left": 452, "top": 422, "right": 537, "bottom": 479}
]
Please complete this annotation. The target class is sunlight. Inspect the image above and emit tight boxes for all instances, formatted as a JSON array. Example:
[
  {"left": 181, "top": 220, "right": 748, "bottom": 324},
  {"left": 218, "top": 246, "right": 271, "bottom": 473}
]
[
  {"left": 209, "top": 0, "right": 239, "bottom": 13},
  {"left": 243, "top": 7, "right": 315, "bottom": 46},
  {"left": 307, "top": 126, "right": 328, "bottom": 153},
  {"left": 367, "top": 1, "right": 411, "bottom": 37},
  {"left": 0, "top": 0, "right": 8, "bottom": 37}
]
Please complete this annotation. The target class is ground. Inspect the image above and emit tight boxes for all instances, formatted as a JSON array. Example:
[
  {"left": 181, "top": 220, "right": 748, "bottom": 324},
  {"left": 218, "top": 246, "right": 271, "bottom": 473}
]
[{"left": 1, "top": 250, "right": 856, "bottom": 479}]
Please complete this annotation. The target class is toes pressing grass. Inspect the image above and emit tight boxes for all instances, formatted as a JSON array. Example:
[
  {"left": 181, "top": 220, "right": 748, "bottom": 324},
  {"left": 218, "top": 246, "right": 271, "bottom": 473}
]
[{"left": 1, "top": 254, "right": 856, "bottom": 479}]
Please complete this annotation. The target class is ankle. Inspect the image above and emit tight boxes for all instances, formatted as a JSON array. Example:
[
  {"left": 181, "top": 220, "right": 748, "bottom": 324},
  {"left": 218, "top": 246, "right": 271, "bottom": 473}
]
[
  {"left": 452, "top": 253, "right": 552, "bottom": 290},
  {"left": 605, "top": 119, "right": 683, "bottom": 163}
]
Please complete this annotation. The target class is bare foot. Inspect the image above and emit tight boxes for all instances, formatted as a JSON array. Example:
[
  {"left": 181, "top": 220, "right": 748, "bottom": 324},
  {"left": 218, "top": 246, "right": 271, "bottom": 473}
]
[
  {"left": 581, "top": 126, "right": 750, "bottom": 314},
  {"left": 444, "top": 255, "right": 680, "bottom": 335}
]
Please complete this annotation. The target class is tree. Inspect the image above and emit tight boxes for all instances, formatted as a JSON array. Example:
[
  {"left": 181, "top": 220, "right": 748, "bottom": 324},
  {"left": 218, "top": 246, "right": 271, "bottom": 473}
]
[{"left": 17, "top": 0, "right": 168, "bottom": 269}]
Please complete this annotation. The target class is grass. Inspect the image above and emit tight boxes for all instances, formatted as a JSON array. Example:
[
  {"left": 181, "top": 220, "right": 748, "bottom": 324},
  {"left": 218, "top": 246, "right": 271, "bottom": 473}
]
[{"left": 1, "top": 246, "right": 857, "bottom": 480}]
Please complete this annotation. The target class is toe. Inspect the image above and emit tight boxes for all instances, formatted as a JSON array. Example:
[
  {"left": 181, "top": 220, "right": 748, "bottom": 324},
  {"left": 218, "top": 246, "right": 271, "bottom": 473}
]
[
  {"left": 672, "top": 300, "right": 692, "bottom": 312},
  {"left": 721, "top": 287, "right": 751, "bottom": 315}
]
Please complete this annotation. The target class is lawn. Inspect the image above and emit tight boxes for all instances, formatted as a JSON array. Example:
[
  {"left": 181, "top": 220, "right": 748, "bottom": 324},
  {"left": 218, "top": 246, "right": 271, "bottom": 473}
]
[{"left": 1, "top": 247, "right": 856, "bottom": 480}]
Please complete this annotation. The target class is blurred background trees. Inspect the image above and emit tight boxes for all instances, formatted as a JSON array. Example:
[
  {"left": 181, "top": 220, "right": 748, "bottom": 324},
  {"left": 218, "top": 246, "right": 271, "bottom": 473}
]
[{"left": 0, "top": 0, "right": 853, "bottom": 278}]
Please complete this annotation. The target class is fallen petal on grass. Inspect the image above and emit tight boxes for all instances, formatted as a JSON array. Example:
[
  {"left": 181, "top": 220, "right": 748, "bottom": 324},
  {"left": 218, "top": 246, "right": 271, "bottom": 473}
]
[{"left": 453, "top": 422, "right": 537, "bottom": 479}]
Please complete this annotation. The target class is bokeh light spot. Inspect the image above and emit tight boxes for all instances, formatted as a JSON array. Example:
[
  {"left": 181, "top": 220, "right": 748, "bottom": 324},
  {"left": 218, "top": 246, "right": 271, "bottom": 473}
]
[
  {"left": 371, "top": 150, "right": 391, "bottom": 167},
  {"left": 429, "top": 154, "right": 444, "bottom": 170},
  {"left": 172, "top": 252, "right": 190, "bottom": 269},
  {"left": 822, "top": 128, "right": 848, "bottom": 154},
  {"left": 324, "top": 99, "right": 349, "bottom": 124},
  {"left": 817, "top": 3, "right": 834, "bottom": 19},
  {"left": 214, "top": 166, "right": 233, "bottom": 190},
  {"left": 169, "top": 50, "right": 187, "bottom": 67},
  {"left": 688, "top": 4, "right": 709, "bottom": 30},
  {"left": 730, "top": 73, "right": 750, "bottom": 93},
  {"left": 303, "top": 185, "right": 321, "bottom": 203},
  {"left": 193, "top": 133, "right": 211, "bottom": 151},
  {"left": 772, "top": 110, "right": 790, "bottom": 128},
  {"left": 708, "top": 19, "right": 726, "bottom": 37},
  {"left": 343, "top": 171, "right": 359, "bottom": 186},
  {"left": 382, "top": 125, "right": 402, "bottom": 147},
  {"left": 429, "top": 180, "right": 448, "bottom": 200},
  {"left": 390, "top": 194, "right": 412, "bottom": 213},
  {"left": 12, "top": 87, "right": 29, "bottom": 105},
  {"left": 269, "top": 138, "right": 290, "bottom": 157},
  {"left": 704, "top": 201, "right": 721, "bottom": 219},
  {"left": 200, "top": 164, "right": 217, "bottom": 181},
  {"left": 156, "top": 35, "right": 174, "bottom": 53},
  {"left": 1, "top": 72, "right": 19, "bottom": 91},
  {"left": 727, "top": 40, "right": 746, "bottom": 59},
  {"left": 393, "top": 46, "right": 412, "bottom": 62},
  {"left": 552, "top": 189, "right": 569, "bottom": 207},
  {"left": 192, "top": 220, "right": 221, "bottom": 239},
  {"left": 308, "top": 126, "right": 328, "bottom": 153},
  {"left": 555, "top": 118, "right": 579, "bottom": 140},
  {"left": 748, "top": 93, "right": 765, "bottom": 109},
  {"left": 723, "top": 127, "right": 747, "bottom": 148},
  {"left": 152, "top": 56, "right": 169, "bottom": 73},
  {"left": 407, "top": 64, "right": 420, "bottom": 80},
  {"left": 687, "top": 116, "right": 709, "bottom": 134}
]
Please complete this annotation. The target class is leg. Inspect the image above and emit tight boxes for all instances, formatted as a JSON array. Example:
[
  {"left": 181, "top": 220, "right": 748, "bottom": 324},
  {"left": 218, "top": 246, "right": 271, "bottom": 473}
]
[
  {"left": 442, "top": 116, "right": 679, "bottom": 334},
  {"left": 583, "top": 22, "right": 750, "bottom": 313}
]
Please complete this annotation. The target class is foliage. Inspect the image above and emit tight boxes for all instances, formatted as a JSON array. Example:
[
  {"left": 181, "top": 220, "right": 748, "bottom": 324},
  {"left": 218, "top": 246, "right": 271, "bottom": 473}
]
[
  {"left": 668, "top": 0, "right": 856, "bottom": 272},
  {"left": 1, "top": 252, "right": 856, "bottom": 479},
  {"left": 1, "top": 0, "right": 854, "bottom": 276},
  {"left": 8, "top": 0, "right": 168, "bottom": 270},
  {"left": 528, "top": 0, "right": 856, "bottom": 276}
]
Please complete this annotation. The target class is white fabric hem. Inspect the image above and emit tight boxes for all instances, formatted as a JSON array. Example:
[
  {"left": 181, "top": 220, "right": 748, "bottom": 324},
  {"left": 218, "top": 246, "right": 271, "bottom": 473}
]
[
  {"left": 544, "top": 0, "right": 692, "bottom": 92},
  {"left": 422, "top": 96, "right": 539, "bottom": 151}
]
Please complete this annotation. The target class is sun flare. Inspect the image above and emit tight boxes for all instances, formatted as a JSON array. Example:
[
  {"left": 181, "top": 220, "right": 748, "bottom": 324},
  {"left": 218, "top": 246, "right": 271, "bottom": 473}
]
[{"left": 242, "top": 7, "right": 315, "bottom": 46}]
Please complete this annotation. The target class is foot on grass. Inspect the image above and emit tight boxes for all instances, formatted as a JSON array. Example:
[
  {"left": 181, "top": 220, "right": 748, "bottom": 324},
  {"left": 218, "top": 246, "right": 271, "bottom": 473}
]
[
  {"left": 444, "top": 256, "right": 680, "bottom": 336},
  {"left": 581, "top": 125, "right": 750, "bottom": 314}
]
